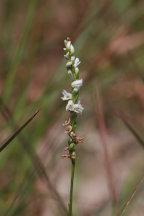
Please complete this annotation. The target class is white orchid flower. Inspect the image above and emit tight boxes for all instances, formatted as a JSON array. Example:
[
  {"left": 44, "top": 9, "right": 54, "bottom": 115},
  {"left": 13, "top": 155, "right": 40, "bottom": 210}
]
[
  {"left": 66, "top": 100, "right": 75, "bottom": 111},
  {"left": 61, "top": 90, "right": 72, "bottom": 101},
  {"left": 71, "top": 79, "right": 83, "bottom": 91},
  {"left": 73, "top": 101, "right": 84, "bottom": 113},
  {"left": 66, "top": 100, "right": 84, "bottom": 114},
  {"left": 66, "top": 61, "right": 72, "bottom": 68}
]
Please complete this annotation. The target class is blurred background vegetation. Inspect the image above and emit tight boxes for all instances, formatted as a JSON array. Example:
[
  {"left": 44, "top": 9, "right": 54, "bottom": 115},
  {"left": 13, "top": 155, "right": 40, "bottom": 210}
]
[{"left": 0, "top": 0, "right": 144, "bottom": 215}]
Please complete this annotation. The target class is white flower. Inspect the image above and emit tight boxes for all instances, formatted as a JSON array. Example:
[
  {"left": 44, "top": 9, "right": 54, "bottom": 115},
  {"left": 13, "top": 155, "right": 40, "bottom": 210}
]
[
  {"left": 71, "top": 79, "right": 83, "bottom": 91},
  {"left": 66, "top": 100, "right": 84, "bottom": 114},
  {"left": 73, "top": 101, "right": 84, "bottom": 113},
  {"left": 66, "top": 61, "right": 72, "bottom": 67},
  {"left": 74, "top": 58, "right": 81, "bottom": 68},
  {"left": 66, "top": 100, "right": 75, "bottom": 111},
  {"left": 64, "top": 39, "right": 75, "bottom": 55},
  {"left": 61, "top": 90, "right": 72, "bottom": 101}
]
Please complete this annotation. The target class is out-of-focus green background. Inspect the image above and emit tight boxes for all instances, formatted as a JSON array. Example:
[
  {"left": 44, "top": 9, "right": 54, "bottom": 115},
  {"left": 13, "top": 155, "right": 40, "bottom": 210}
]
[{"left": 0, "top": 0, "right": 144, "bottom": 215}]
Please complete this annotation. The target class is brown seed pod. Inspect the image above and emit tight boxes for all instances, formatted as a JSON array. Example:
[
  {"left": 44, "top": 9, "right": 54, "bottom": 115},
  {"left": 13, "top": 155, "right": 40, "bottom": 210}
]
[
  {"left": 62, "top": 118, "right": 70, "bottom": 126},
  {"left": 65, "top": 125, "right": 72, "bottom": 134}
]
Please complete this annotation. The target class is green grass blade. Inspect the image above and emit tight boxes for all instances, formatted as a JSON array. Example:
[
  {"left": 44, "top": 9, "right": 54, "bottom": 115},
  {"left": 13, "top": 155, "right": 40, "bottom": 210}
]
[
  {"left": 2, "top": 0, "right": 38, "bottom": 102},
  {"left": 0, "top": 110, "right": 39, "bottom": 152}
]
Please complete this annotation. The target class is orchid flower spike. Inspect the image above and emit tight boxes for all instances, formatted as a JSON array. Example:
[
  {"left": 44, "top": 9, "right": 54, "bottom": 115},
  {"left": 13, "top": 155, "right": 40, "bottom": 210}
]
[{"left": 62, "top": 37, "right": 84, "bottom": 160}]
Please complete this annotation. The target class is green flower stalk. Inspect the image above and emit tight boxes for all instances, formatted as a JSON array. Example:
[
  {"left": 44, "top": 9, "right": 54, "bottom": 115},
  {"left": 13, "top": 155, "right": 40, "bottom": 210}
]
[{"left": 61, "top": 37, "right": 84, "bottom": 216}]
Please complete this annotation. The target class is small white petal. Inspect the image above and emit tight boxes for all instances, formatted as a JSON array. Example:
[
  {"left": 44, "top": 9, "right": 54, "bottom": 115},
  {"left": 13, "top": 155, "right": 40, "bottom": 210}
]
[
  {"left": 74, "top": 58, "right": 81, "bottom": 68},
  {"left": 73, "top": 88, "right": 78, "bottom": 92},
  {"left": 66, "top": 41, "right": 71, "bottom": 50},
  {"left": 73, "top": 102, "right": 84, "bottom": 113},
  {"left": 64, "top": 52, "right": 69, "bottom": 59},
  {"left": 70, "top": 44, "right": 75, "bottom": 54},
  {"left": 66, "top": 100, "right": 75, "bottom": 111},
  {"left": 64, "top": 40, "right": 67, "bottom": 46},
  {"left": 66, "top": 61, "right": 72, "bottom": 67},
  {"left": 71, "top": 79, "right": 83, "bottom": 90},
  {"left": 71, "top": 56, "right": 75, "bottom": 61},
  {"left": 61, "top": 90, "right": 72, "bottom": 101}
]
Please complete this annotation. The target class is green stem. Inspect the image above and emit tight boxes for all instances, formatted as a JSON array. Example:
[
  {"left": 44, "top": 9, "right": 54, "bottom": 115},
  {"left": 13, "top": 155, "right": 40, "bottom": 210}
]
[{"left": 69, "top": 159, "right": 76, "bottom": 216}]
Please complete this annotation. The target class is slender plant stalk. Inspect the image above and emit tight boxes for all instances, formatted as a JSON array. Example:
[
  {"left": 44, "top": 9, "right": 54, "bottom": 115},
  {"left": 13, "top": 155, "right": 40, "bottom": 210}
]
[
  {"left": 61, "top": 38, "right": 84, "bottom": 216},
  {"left": 69, "top": 159, "right": 76, "bottom": 216}
]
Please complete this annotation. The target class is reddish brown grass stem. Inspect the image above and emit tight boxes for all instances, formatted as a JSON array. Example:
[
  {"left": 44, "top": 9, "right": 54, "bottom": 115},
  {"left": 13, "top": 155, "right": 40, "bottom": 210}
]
[{"left": 95, "top": 88, "right": 117, "bottom": 206}]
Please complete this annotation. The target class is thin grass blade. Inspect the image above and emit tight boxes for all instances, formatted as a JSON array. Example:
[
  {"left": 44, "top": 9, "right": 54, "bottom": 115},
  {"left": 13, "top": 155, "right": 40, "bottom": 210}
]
[
  {"left": 0, "top": 110, "right": 39, "bottom": 152},
  {"left": 117, "top": 175, "right": 144, "bottom": 216},
  {"left": 114, "top": 109, "right": 144, "bottom": 148}
]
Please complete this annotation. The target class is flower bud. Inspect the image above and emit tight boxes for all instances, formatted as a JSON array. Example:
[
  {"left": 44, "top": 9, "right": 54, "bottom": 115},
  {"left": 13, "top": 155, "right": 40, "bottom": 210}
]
[
  {"left": 66, "top": 41, "right": 71, "bottom": 50},
  {"left": 75, "top": 67, "right": 79, "bottom": 77},
  {"left": 69, "top": 44, "right": 75, "bottom": 55},
  {"left": 71, "top": 151, "right": 76, "bottom": 159},
  {"left": 65, "top": 125, "right": 72, "bottom": 134},
  {"left": 69, "top": 143, "right": 75, "bottom": 150},
  {"left": 72, "top": 88, "right": 78, "bottom": 95},
  {"left": 67, "top": 69, "right": 72, "bottom": 76}
]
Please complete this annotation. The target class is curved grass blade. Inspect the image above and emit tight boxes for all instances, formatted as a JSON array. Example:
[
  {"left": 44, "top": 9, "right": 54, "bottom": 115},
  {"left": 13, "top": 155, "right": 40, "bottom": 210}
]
[
  {"left": 114, "top": 109, "right": 144, "bottom": 148},
  {"left": 0, "top": 110, "right": 39, "bottom": 152},
  {"left": 117, "top": 175, "right": 144, "bottom": 216}
]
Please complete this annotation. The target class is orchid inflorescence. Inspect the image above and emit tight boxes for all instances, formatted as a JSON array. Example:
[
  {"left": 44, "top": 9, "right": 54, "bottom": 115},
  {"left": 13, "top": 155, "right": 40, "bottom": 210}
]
[{"left": 61, "top": 37, "right": 84, "bottom": 160}]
